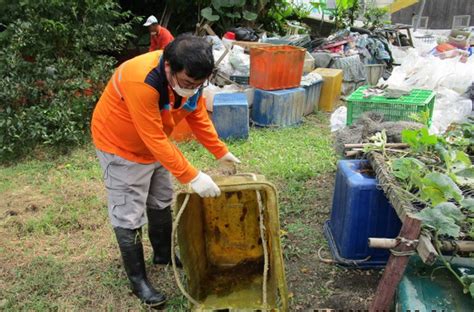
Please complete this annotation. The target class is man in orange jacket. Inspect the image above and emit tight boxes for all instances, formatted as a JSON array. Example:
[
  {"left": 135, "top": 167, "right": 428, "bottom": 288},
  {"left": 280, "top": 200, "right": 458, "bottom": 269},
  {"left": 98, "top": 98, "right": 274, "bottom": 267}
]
[
  {"left": 143, "top": 15, "right": 174, "bottom": 52},
  {"left": 91, "top": 34, "right": 240, "bottom": 307}
]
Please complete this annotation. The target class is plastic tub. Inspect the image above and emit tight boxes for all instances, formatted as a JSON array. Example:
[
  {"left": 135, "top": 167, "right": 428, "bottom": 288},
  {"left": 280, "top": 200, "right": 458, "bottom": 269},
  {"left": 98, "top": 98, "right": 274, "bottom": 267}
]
[
  {"left": 251, "top": 88, "right": 305, "bottom": 127},
  {"left": 312, "top": 68, "right": 343, "bottom": 112},
  {"left": 250, "top": 45, "right": 305, "bottom": 91},
  {"left": 175, "top": 175, "right": 288, "bottom": 311},
  {"left": 324, "top": 160, "right": 402, "bottom": 268},
  {"left": 396, "top": 256, "right": 474, "bottom": 311}
]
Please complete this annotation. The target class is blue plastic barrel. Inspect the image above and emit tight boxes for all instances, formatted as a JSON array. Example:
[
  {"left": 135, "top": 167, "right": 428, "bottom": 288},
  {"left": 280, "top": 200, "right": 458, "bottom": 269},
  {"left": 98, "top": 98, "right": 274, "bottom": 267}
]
[{"left": 324, "top": 159, "right": 402, "bottom": 268}]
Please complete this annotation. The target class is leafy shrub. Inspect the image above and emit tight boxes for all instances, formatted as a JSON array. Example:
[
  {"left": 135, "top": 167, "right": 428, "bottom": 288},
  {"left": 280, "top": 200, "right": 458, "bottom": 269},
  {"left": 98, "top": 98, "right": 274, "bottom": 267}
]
[
  {"left": 200, "top": 0, "right": 259, "bottom": 33},
  {"left": 264, "top": 0, "right": 312, "bottom": 35},
  {"left": 0, "top": 0, "right": 136, "bottom": 162},
  {"left": 363, "top": 6, "right": 390, "bottom": 29}
]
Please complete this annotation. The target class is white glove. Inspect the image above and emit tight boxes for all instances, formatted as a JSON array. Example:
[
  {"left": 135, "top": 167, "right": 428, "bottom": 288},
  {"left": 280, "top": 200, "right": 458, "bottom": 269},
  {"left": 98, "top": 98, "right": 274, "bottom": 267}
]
[
  {"left": 218, "top": 152, "right": 241, "bottom": 164},
  {"left": 190, "top": 171, "right": 221, "bottom": 198},
  {"left": 217, "top": 152, "right": 241, "bottom": 175}
]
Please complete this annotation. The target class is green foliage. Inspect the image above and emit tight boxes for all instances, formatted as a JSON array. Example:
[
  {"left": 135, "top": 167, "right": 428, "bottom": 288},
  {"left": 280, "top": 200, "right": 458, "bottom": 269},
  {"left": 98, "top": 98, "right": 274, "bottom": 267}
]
[
  {"left": 445, "top": 120, "right": 474, "bottom": 155},
  {"left": 332, "top": 0, "right": 360, "bottom": 29},
  {"left": 417, "top": 202, "right": 465, "bottom": 237},
  {"left": 402, "top": 128, "right": 438, "bottom": 153},
  {"left": 369, "top": 123, "right": 474, "bottom": 298},
  {"left": 0, "top": 0, "right": 136, "bottom": 162},
  {"left": 366, "top": 123, "right": 474, "bottom": 298},
  {"left": 200, "top": 0, "right": 260, "bottom": 33},
  {"left": 461, "top": 197, "right": 474, "bottom": 213},
  {"left": 420, "top": 172, "right": 463, "bottom": 206},
  {"left": 391, "top": 157, "right": 426, "bottom": 189},
  {"left": 363, "top": 6, "right": 389, "bottom": 29},
  {"left": 265, "top": 0, "right": 312, "bottom": 35},
  {"left": 409, "top": 110, "right": 431, "bottom": 126},
  {"left": 460, "top": 275, "right": 474, "bottom": 298}
]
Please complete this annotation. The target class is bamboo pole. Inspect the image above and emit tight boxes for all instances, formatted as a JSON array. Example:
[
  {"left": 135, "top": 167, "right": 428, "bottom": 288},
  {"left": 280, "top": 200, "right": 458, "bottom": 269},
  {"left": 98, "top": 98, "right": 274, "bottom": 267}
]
[{"left": 343, "top": 143, "right": 409, "bottom": 149}]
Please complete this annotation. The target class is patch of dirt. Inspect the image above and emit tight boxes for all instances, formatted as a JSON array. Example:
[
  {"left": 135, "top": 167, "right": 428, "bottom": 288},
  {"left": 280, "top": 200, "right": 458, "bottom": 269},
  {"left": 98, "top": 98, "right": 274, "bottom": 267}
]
[{"left": 0, "top": 186, "right": 53, "bottom": 218}]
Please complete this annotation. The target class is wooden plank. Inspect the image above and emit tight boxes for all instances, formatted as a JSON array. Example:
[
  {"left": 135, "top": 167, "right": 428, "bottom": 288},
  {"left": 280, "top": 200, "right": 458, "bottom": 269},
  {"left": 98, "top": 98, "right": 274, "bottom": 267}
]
[
  {"left": 203, "top": 24, "right": 216, "bottom": 36},
  {"left": 416, "top": 233, "right": 438, "bottom": 265},
  {"left": 370, "top": 215, "right": 422, "bottom": 311},
  {"left": 232, "top": 41, "right": 272, "bottom": 49}
]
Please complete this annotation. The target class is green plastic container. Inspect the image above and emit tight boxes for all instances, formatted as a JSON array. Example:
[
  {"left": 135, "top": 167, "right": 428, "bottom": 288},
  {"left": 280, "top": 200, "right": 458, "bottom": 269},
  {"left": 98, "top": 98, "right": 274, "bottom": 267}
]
[
  {"left": 396, "top": 256, "right": 474, "bottom": 311},
  {"left": 346, "top": 87, "right": 435, "bottom": 125}
]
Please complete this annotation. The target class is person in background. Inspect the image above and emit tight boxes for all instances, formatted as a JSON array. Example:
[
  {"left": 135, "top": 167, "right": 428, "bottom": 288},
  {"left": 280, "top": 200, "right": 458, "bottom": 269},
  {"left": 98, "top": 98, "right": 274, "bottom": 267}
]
[
  {"left": 91, "top": 34, "right": 240, "bottom": 307},
  {"left": 143, "top": 15, "right": 174, "bottom": 52}
]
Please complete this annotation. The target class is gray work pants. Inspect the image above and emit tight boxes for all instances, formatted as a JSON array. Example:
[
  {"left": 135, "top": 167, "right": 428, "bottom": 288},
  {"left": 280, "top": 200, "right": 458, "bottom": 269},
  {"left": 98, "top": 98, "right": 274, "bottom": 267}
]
[{"left": 96, "top": 149, "right": 173, "bottom": 229}]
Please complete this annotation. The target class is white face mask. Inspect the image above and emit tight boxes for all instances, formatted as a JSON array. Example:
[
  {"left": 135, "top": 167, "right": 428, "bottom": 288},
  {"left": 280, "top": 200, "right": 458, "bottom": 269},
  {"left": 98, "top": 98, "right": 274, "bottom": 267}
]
[{"left": 171, "top": 76, "right": 199, "bottom": 98}]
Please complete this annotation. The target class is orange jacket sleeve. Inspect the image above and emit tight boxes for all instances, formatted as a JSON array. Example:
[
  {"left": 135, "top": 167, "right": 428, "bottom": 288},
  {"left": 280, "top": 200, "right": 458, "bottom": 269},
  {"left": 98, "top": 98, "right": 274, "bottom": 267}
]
[
  {"left": 120, "top": 81, "right": 199, "bottom": 183},
  {"left": 186, "top": 96, "right": 229, "bottom": 159}
]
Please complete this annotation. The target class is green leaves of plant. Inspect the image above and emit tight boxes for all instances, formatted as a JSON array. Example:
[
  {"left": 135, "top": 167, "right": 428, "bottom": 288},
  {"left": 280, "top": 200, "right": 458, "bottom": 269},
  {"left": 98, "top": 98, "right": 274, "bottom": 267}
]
[
  {"left": 201, "top": 7, "right": 220, "bottom": 21},
  {"left": 213, "top": 0, "right": 246, "bottom": 8},
  {"left": 455, "top": 167, "right": 474, "bottom": 188},
  {"left": 461, "top": 197, "right": 474, "bottom": 212},
  {"left": 225, "top": 12, "right": 241, "bottom": 18},
  {"left": 243, "top": 10, "right": 258, "bottom": 21},
  {"left": 417, "top": 202, "right": 465, "bottom": 237},
  {"left": 391, "top": 157, "right": 425, "bottom": 188},
  {"left": 336, "top": 0, "right": 359, "bottom": 10},
  {"left": 402, "top": 128, "right": 438, "bottom": 153},
  {"left": 460, "top": 275, "right": 474, "bottom": 298},
  {"left": 420, "top": 172, "right": 463, "bottom": 206},
  {"left": 203, "top": 1, "right": 258, "bottom": 25}
]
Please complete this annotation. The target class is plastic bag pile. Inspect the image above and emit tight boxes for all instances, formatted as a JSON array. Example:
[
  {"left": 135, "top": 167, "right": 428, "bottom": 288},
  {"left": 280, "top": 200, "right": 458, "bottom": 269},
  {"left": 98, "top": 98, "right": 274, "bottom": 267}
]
[{"left": 384, "top": 47, "right": 473, "bottom": 134}]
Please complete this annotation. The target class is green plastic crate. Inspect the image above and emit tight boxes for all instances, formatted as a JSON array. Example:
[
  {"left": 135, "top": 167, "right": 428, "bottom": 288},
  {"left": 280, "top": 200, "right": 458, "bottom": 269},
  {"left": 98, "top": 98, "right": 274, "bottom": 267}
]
[{"left": 346, "top": 86, "right": 435, "bottom": 126}]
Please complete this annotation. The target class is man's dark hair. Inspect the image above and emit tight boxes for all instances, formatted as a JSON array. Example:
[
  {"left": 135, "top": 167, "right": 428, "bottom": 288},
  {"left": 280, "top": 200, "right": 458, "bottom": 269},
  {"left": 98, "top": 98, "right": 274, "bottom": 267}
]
[{"left": 163, "top": 34, "right": 214, "bottom": 80}]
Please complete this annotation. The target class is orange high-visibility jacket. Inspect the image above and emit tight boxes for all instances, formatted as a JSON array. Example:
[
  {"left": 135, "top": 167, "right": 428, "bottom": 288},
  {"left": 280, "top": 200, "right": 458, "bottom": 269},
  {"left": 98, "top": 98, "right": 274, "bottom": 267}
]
[
  {"left": 91, "top": 51, "right": 228, "bottom": 184},
  {"left": 149, "top": 26, "right": 174, "bottom": 52}
]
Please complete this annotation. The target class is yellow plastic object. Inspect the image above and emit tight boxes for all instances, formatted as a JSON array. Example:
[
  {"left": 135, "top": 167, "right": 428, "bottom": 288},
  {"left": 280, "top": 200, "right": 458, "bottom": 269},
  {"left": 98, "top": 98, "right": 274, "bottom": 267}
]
[
  {"left": 174, "top": 175, "right": 288, "bottom": 311},
  {"left": 312, "top": 68, "right": 343, "bottom": 112},
  {"left": 387, "top": 0, "right": 418, "bottom": 14}
]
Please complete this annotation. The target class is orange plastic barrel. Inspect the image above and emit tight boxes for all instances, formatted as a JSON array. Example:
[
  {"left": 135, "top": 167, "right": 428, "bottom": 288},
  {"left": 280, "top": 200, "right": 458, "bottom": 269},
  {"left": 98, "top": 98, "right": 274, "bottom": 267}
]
[{"left": 250, "top": 45, "right": 305, "bottom": 91}]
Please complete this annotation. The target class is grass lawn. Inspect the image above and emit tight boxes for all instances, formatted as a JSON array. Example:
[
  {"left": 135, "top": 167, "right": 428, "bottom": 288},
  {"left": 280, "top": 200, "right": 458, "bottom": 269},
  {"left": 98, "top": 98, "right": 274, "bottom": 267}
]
[{"left": 0, "top": 113, "right": 380, "bottom": 310}]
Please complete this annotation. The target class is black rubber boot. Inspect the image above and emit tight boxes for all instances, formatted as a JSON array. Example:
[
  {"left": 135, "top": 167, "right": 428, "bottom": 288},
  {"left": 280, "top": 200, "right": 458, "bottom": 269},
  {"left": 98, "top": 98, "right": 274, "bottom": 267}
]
[
  {"left": 114, "top": 227, "right": 167, "bottom": 307},
  {"left": 147, "top": 206, "right": 183, "bottom": 268}
]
